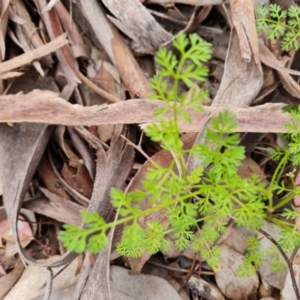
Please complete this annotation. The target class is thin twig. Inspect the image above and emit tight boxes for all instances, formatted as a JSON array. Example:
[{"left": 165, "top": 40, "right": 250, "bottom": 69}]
[
  {"left": 0, "top": 34, "right": 68, "bottom": 75},
  {"left": 39, "top": 264, "right": 70, "bottom": 290},
  {"left": 120, "top": 134, "right": 154, "bottom": 163},
  {"left": 43, "top": 267, "right": 53, "bottom": 300},
  {"left": 79, "top": 72, "right": 120, "bottom": 103},
  {"left": 290, "top": 245, "right": 300, "bottom": 263},
  {"left": 258, "top": 228, "right": 300, "bottom": 300},
  {"left": 74, "top": 125, "right": 109, "bottom": 150},
  {"left": 146, "top": 260, "right": 214, "bottom": 275}
]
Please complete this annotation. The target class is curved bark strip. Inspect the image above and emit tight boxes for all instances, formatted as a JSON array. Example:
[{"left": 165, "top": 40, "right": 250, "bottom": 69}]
[{"left": 0, "top": 90, "right": 290, "bottom": 133}]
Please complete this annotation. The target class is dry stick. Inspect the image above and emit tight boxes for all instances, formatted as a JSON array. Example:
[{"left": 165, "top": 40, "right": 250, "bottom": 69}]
[
  {"left": 43, "top": 267, "right": 53, "bottom": 300},
  {"left": 179, "top": 255, "right": 198, "bottom": 292},
  {"left": 258, "top": 228, "right": 300, "bottom": 300},
  {"left": 78, "top": 72, "right": 121, "bottom": 104},
  {"left": 290, "top": 245, "right": 300, "bottom": 263},
  {"left": 39, "top": 264, "right": 70, "bottom": 291},
  {"left": 0, "top": 34, "right": 68, "bottom": 75},
  {"left": 146, "top": 260, "right": 214, "bottom": 275},
  {"left": 75, "top": 126, "right": 109, "bottom": 150},
  {"left": 120, "top": 134, "right": 154, "bottom": 163}
]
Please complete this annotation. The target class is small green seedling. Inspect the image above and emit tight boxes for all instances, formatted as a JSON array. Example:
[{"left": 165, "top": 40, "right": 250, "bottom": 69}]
[{"left": 60, "top": 32, "right": 300, "bottom": 278}]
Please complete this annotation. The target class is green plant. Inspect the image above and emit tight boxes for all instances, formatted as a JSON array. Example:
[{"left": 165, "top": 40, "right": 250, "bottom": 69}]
[
  {"left": 59, "top": 33, "right": 300, "bottom": 278},
  {"left": 256, "top": 4, "right": 300, "bottom": 51},
  {"left": 237, "top": 236, "right": 264, "bottom": 277}
]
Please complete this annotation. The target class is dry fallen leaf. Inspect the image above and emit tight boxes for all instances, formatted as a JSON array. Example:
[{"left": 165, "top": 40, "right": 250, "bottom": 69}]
[
  {"left": 24, "top": 187, "right": 82, "bottom": 226},
  {"left": 61, "top": 161, "right": 93, "bottom": 199},
  {"left": 0, "top": 258, "right": 25, "bottom": 298},
  {"left": 78, "top": 125, "right": 135, "bottom": 300},
  {"left": 0, "top": 0, "right": 9, "bottom": 60},
  {"left": 102, "top": 0, "right": 172, "bottom": 54},
  {"left": 0, "top": 71, "right": 78, "bottom": 269},
  {"left": 3, "top": 255, "right": 79, "bottom": 300},
  {"left": 259, "top": 41, "right": 300, "bottom": 98},
  {"left": 0, "top": 208, "right": 37, "bottom": 260},
  {"left": 37, "top": 157, "right": 71, "bottom": 200},
  {"left": 145, "top": 0, "right": 229, "bottom": 4},
  {"left": 78, "top": 0, "right": 152, "bottom": 98},
  {"left": 1, "top": 217, "right": 33, "bottom": 244},
  {"left": 42, "top": 0, "right": 60, "bottom": 13},
  {"left": 237, "top": 157, "right": 266, "bottom": 180}
]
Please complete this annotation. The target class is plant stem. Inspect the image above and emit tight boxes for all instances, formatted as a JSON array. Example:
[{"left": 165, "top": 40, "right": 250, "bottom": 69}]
[
  {"left": 90, "top": 189, "right": 205, "bottom": 235},
  {"left": 258, "top": 228, "right": 300, "bottom": 300},
  {"left": 267, "top": 216, "right": 294, "bottom": 230},
  {"left": 263, "top": 18, "right": 300, "bottom": 36},
  {"left": 290, "top": 245, "right": 300, "bottom": 263},
  {"left": 171, "top": 52, "right": 186, "bottom": 180},
  {"left": 272, "top": 191, "right": 295, "bottom": 211},
  {"left": 268, "top": 152, "right": 290, "bottom": 208}
]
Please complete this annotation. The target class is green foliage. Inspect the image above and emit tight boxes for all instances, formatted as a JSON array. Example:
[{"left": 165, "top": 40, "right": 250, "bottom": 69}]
[
  {"left": 256, "top": 4, "right": 300, "bottom": 51},
  {"left": 266, "top": 245, "right": 288, "bottom": 273},
  {"left": 286, "top": 106, "right": 300, "bottom": 166},
  {"left": 59, "top": 211, "right": 109, "bottom": 254},
  {"left": 237, "top": 237, "right": 264, "bottom": 277},
  {"left": 187, "top": 166, "right": 203, "bottom": 184},
  {"left": 59, "top": 32, "right": 300, "bottom": 279},
  {"left": 202, "top": 246, "right": 222, "bottom": 268},
  {"left": 278, "top": 227, "right": 300, "bottom": 252}
]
